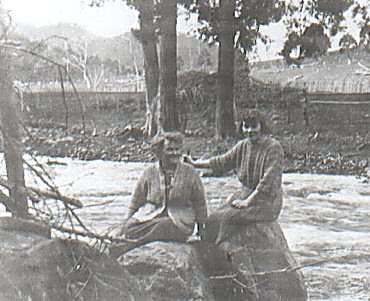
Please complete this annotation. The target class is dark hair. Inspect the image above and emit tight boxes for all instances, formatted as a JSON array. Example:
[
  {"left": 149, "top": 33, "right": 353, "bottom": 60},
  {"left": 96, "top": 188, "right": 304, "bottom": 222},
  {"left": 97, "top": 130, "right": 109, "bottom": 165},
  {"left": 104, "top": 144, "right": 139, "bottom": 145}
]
[
  {"left": 150, "top": 131, "right": 184, "bottom": 155},
  {"left": 238, "top": 109, "right": 271, "bottom": 136}
]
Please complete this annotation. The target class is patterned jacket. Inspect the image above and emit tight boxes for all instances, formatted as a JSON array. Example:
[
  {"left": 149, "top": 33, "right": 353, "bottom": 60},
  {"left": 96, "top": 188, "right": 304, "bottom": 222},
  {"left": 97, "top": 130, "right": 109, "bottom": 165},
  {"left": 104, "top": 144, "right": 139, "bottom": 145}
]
[{"left": 128, "top": 161, "right": 207, "bottom": 235}]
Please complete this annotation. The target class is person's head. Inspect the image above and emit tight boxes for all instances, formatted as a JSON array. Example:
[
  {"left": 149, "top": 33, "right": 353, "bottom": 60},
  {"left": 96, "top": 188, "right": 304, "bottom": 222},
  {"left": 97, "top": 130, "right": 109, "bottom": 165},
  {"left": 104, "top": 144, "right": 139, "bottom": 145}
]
[
  {"left": 238, "top": 109, "right": 270, "bottom": 141},
  {"left": 150, "top": 131, "right": 184, "bottom": 165}
]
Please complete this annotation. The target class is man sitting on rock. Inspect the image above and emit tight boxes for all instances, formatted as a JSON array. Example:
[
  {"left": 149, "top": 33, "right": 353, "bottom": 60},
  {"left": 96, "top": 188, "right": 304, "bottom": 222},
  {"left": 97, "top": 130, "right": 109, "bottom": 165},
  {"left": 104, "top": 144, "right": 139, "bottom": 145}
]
[
  {"left": 109, "top": 131, "right": 207, "bottom": 257},
  {"left": 185, "top": 109, "right": 308, "bottom": 301}
]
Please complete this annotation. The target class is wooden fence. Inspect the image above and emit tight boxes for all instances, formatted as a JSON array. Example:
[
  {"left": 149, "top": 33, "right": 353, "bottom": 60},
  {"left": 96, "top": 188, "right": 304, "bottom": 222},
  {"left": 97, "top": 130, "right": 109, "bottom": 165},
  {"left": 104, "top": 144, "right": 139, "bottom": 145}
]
[
  {"left": 271, "top": 91, "right": 370, "bottom": 135},
  {"left": 17, "top": 89, "right": 370, "bottom": 135}
]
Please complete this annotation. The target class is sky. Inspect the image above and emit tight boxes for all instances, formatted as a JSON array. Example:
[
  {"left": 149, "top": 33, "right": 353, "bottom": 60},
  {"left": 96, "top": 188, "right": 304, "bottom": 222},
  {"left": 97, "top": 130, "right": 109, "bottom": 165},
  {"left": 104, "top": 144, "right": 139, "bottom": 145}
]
[
  {"left": 1, "top": 0, "right": 200, "bottom": 36},
  {"left": 2, "top": 0, "right": 138, "bottom": 36},
  {"left": 0, "top": 0, "right": 286, "bottom": 60},
  {"left": 1, "top": 0, "right": 362, "bottom": 61}
]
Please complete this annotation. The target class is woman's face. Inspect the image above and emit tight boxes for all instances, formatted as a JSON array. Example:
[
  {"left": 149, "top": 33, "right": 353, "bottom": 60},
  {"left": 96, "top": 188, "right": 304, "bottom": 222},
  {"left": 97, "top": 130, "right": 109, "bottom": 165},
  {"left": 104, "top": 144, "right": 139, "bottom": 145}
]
[
  {"left": 241, "top": 119, "right": 262, "bottom": 141},
  {"left": 161, "top": 138, "right": 182, "bottom": 165}
]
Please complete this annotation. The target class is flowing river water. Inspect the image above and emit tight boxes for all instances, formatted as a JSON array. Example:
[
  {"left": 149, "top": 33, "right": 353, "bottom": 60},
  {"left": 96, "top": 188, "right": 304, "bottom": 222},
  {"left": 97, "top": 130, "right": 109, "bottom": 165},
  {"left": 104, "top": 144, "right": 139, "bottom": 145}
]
[{"left": 1, "top": 157, "right": 370, "bottom": 300}]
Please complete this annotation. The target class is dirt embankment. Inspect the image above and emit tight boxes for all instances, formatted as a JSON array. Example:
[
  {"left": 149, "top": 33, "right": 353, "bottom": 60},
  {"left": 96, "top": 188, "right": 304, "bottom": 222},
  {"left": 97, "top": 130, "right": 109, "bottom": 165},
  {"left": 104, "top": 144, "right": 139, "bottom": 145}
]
[
  {"left": 21, "top": 71, "right": 370, "bottom": 177},
  {"left": 22, "top": 117, "right": 370, "bottom": 178}
]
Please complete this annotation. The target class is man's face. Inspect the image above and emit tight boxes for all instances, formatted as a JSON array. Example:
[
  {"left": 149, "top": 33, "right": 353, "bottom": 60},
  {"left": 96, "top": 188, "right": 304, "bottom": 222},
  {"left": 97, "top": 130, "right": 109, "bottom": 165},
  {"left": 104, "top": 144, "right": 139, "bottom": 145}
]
[{"left": 241, "top": 119, "right": 262, "bottom": 141}]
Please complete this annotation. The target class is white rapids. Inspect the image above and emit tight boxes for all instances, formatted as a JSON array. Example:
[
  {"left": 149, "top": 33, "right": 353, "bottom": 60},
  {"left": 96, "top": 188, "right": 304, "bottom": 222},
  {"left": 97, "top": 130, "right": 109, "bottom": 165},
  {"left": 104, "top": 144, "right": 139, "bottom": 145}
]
[{"left": 0, "top": 156, "right": 369, "bottom": 300}]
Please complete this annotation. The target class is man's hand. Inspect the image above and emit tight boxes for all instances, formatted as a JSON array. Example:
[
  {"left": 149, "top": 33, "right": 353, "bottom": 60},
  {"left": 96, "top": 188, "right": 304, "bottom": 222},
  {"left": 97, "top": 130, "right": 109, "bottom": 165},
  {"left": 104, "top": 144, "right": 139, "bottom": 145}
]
[{"left": 231, "top": 198, "right": 249, "bottom": 209}]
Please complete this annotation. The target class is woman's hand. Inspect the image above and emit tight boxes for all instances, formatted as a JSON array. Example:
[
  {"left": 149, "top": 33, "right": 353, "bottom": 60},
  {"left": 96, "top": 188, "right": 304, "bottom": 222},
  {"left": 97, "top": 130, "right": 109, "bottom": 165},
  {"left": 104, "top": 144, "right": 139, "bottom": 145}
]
[
  {"left": 117, "top": 216, "right": 137, "bottom": 236},
  {"left": 186, "top": 222, "right": 202, "bottom": 243},
  {"left": 183, "top": 156, "right": 212, "bottom": 169},
  {"left": 186, "top": 233, "right": 201, "bottom": 243}
]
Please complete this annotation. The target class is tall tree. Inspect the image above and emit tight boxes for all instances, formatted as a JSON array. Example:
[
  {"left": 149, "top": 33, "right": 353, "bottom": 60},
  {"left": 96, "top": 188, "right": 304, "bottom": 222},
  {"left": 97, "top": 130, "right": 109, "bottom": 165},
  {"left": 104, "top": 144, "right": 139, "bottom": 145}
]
[
  {"left": 157, "top": 0, "right": 179, "bottom": 132},
  {"left": 216, "top": 0, "right": 236, "bottom": 138},
  {"left": 183, "top": 0, "right": 359, "bottom": 138},
  {"left": 0, "top": 9, "right": 28, "bottom": 218},
  {"left": 130, "top": 0, "right": 160, "bottom": 137},
  {"left": 183, "top": 0, "right": 284, "bottom": 138},
  {"left": 91, "top": 0, "right": 180, "bottom": 135}
]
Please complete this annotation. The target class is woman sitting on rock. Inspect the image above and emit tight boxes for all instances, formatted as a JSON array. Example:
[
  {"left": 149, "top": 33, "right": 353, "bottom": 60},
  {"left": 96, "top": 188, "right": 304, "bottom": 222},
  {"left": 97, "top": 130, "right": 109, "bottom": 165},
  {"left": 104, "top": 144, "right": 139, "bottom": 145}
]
[
  {"left": 185, "top": 109, "right": 307, "bottom": 301},
  {"left": 109, "top": 132, "right": 207, "bottom": 257},
  {"left": 186, "top": 109, "right": 284, "bottom": 241}
]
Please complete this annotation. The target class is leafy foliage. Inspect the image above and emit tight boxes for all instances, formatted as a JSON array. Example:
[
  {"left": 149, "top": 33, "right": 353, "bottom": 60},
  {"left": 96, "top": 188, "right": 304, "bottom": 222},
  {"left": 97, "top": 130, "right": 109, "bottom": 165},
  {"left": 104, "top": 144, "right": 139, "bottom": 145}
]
[
  {"left": 284, "top": 0, "right": 353, "bottom": 35},
  {"left": 281, "top": 0, "right": 353, "bottom": 64},
  {"left": 339, "top": 33, "right": 357, "bottom": 52},
  {"left": 181, "top": 0, "right": 285, "bottom": 53},
  {"left": 280, "top": 23, "right": 330, "bottom": 65},
  {"left": 352, "top": 1, "right": 370, "bottom": 49}
]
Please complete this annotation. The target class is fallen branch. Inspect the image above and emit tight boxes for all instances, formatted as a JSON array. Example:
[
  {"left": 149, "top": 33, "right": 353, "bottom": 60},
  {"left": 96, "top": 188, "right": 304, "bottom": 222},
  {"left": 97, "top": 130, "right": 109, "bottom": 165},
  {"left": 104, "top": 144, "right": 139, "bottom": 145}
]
[
  {"left": 72, "top": 271, "right": 92, "bottom": 301},
  {"left": 30, "top": 186, "right": 82, "bottom": 208},
  {"left": 209, "top": 273, "right": 258, "bottom": 290},
  {"left": 0, "top": 177, "right": 83, "bottom": 208},
  {"left": 51, "top": 223, "right": 122, "bottom": 243},
  {"left": 209, "top": 273, "right": 237, "bottom": 280},
  {"left": 51, "top": 222, "right": 136, "bottom": 245},
  {"left": 358, "top": 61, "right": 370, "bottom": 72},
  {"left": 209, "top": 258, "right": 328, "bottom": 290},
  {"left": 248, "top": 258, "right": 328, "bottom": 277}
]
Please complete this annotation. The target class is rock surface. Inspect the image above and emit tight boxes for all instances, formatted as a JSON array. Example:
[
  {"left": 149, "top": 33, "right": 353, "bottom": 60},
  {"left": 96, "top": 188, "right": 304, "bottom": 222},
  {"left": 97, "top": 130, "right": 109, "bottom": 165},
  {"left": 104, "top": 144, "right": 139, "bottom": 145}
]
[
  {"left": 116, "top": 223, "right": 308, "bottom": 301},
  {"left": 219, "top": 220, "right": 308, "bottom": 301},
  {"left": 119, "top": 242, "right": 215, "bottom": 301},
  {"left": 0, "top": 217, "right": 149, "bottom": 301}
]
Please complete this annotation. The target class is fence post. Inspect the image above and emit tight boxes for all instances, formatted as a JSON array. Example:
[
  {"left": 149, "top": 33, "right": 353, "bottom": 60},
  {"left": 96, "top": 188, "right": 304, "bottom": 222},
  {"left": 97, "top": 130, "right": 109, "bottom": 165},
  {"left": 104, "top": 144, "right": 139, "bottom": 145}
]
[
  {"left": 0, "top": 50, "right": 29, "bottom": 218},
  {"left": 303, "top": 88, "right": 309, "bottom": 128}
]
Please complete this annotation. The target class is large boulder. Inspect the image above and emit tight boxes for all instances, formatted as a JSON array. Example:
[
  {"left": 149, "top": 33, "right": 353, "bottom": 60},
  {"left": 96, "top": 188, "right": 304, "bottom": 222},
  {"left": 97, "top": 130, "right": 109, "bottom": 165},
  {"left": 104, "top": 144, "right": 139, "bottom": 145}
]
[
  {"left": 116, "top": 223, "right": 307, "bottom": 301},
  {"left": 219, "top": 220, "right": 308, "bottom": 301},
  {"left": 0, "top": 217, "right": 149, "bottom": 301},
  {"left": 119, "top": 242, "right": 215, "bottom": 301}
]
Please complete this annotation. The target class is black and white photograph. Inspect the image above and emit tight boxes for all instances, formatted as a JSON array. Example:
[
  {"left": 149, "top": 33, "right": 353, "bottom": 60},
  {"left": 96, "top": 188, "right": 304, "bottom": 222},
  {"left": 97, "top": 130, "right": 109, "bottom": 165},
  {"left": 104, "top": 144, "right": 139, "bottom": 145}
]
[{"left": 0, "top": 0, "right": 369, "bottom": 300}]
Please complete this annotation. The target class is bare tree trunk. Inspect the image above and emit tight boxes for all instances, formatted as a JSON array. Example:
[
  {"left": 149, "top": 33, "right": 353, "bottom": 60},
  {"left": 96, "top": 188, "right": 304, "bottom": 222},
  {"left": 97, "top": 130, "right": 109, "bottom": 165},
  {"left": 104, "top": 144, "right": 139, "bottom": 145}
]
[
  {"left": 0, "top": 53, "right": 28, "bottom": 218},
  {"left": 143, "top": 40, "right": 160, "bottom": 136},
  {"left": 158, "top": 0, "right": 179, "bottom": 132},
  {"left": 134, "top": 0, "right": 160, "bottom": 137},
  {"left": 216, "top": 0, "right": 236, "bottom": 139}
]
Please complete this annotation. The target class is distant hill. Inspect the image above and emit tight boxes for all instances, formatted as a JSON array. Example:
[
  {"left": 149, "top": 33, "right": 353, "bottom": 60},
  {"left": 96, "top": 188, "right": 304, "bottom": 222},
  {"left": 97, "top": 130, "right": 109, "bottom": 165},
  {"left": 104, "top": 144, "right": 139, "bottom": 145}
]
[
  {"left": 15, "top": 22, "right": 96, "bottom": 41},
  {"left": 12, "top": 23, "right": 217, "bottom": 72},
  {"left": 250, "top": 47, "right": 370, "bottom": 93}
]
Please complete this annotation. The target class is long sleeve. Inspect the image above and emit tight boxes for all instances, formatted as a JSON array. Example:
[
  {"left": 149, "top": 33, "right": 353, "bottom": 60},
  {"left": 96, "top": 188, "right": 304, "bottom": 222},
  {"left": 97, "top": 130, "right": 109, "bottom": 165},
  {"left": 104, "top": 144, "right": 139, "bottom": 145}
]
[
  {"left": 209, "top": 141, "right": 242, "bottom": 175},
  {"left": 254, "top": 142, "right": 283, "bottom": 200},
  {"left": 127, "top": 169, "right": 149, "bottom": 216},
  {"left": 245, "top": 141, "right": 284, "bottom": 220}
]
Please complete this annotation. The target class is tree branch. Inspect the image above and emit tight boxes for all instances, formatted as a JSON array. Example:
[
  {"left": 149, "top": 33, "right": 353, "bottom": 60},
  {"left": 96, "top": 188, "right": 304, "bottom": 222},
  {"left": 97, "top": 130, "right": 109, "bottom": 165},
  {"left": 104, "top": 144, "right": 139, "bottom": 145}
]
[{"left": 0, "top": 176, "right": 83, "bottom": 208}]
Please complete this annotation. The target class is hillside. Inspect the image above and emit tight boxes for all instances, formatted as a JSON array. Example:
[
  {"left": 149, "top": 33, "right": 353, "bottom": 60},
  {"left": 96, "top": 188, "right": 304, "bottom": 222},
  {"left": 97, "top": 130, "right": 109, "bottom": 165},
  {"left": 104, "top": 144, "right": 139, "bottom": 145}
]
[
  {"left": 250, "top": 47, "right": 370, "bottom": 93},
  {"left": 13, "top": 23, "right": 218, "bottom": 72},
  {"left": 15, "top": 22, "right": 96, "bottom": 41}
]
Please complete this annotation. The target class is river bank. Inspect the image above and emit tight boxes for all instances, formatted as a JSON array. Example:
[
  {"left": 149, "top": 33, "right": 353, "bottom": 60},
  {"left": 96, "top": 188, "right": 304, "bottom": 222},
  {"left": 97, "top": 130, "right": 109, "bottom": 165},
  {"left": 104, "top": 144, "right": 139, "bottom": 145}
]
[
  {"left": 23, "top": 123, "right": 370, "bottom": 177},
  {"left": 2, "top": 157, "right": 368, "bottom": 300}
]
